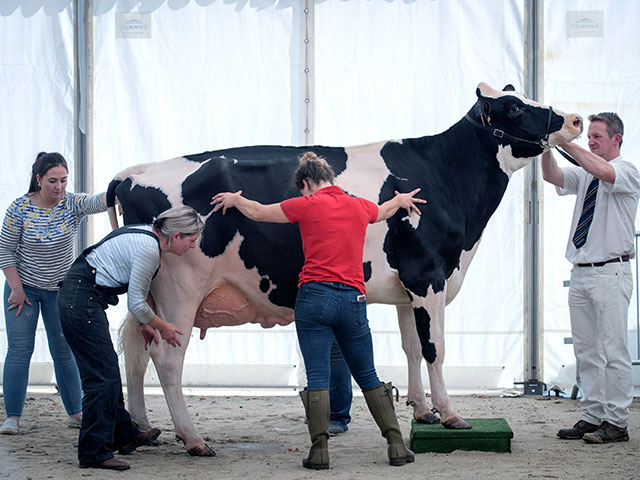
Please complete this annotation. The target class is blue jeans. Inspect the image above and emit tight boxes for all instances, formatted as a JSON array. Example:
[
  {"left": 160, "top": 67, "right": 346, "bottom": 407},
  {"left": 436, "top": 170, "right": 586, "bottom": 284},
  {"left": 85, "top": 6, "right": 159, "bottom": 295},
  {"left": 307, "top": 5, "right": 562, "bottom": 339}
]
[
  {"left": 295, "top": 281, "right": 381, "bottom": 393},
  {"left": 3, "top": 282, "right": 82, "bottom": 418},
  {"left": 330, "top": 339, "right": 352, "bottom": 428}
]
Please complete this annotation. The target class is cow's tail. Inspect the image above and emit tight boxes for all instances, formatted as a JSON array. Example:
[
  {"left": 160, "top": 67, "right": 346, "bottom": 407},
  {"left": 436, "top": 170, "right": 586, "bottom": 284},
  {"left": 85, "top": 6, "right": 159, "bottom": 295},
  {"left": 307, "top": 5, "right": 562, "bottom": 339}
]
[
  {"left": 118, "top": 312, "right": 150, "bottom": 375},
  {"left": 106, "top": 179, "right": 121, "bottom": 230}
]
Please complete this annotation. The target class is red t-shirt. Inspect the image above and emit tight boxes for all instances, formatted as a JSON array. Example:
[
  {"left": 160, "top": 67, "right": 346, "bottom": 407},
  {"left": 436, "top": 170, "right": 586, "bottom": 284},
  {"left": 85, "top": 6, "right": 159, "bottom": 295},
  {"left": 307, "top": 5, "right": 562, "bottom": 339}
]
[{"left": 280, "top": 185, "right": 378, "bottom": 294}]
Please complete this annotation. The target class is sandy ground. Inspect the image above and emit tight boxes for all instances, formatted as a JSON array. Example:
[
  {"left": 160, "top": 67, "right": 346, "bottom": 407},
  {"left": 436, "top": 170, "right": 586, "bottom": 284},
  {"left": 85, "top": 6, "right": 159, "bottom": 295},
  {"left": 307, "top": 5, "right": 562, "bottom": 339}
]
[{"left": 0, "top": 389, "right": 639, "bottom": 480}]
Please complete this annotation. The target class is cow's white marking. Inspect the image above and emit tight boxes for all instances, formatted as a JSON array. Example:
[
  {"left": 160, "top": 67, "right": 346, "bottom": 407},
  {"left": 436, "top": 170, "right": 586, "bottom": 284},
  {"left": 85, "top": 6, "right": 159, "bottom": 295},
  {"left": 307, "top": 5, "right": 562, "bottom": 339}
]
[
  {"left": 335, "top": 143, "right": 411, "bottom": 305},
  {"left": 122, "top": 157, "right": 203, "bottom": 207},
  {"left": 337, "top": 143, "right": 390, "bottom": 200},
  {"left": 496, "top": 145, "right": 531, "bottom": 177},
  {"left": 390, "top": 173, "right": 409, "bottom": 181},
  {"left": 549, "top": 115, "right": 583, "bottom": 145},
  {"left": 402, "top": 214, "right": 420, "bottom": 230}
]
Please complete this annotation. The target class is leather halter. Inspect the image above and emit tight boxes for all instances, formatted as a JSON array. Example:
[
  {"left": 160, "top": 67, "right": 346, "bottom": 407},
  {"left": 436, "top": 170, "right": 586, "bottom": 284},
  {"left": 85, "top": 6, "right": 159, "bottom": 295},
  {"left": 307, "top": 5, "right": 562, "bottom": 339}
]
[{"left": 464, "top": 104, "right": 555, "bottom": 149}]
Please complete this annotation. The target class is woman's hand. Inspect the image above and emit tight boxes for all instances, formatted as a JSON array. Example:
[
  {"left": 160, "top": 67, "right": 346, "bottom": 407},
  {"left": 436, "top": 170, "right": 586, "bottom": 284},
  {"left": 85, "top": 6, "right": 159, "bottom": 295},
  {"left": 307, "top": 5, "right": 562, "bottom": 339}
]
[
  {"left": 147, "top": 316, "right": 184, "bottom": 348},
  {"left": 7, "top": 287, "right": 31, "bottom": 317},
  {"left": 140, "top": 323, "right": 160, "bottom": 351},
  {"left": 394, "top": 188, "right": 426, "bottom": 216},
  {"left": 157, "top": 320, "right": 184, "bottom": 348},
  {"left": 210, "top": 190, "right": 243, "bottom": 215},
  {"left": 376, "top": 187, "right": 426, "bottom": 222}
]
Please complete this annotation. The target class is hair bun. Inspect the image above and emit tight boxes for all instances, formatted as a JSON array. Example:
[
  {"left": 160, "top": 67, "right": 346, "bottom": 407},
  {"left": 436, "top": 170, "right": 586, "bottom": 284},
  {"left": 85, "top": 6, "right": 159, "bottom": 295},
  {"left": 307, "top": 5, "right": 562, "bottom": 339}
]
[{"left": 299, "top": 151, "right": 319, "bottom": 164}]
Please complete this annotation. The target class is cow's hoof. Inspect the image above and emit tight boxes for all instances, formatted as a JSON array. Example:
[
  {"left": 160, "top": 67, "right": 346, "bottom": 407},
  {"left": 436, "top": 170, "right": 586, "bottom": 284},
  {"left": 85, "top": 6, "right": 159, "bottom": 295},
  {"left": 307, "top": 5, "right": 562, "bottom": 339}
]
[
  {"left": 441, "top": 415, "right": 472, "bottom": 429},
  {"left": 187, "top": 443, "right": 217, "bottom": 457},
  {"left": 415, "top": 411, "right": 440, "bottom": 424}
]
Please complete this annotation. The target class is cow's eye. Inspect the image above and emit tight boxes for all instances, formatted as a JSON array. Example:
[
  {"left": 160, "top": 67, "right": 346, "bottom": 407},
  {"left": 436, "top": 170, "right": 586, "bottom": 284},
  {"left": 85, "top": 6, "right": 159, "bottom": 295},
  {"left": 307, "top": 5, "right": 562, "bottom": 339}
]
[{"left": 508, "top": 104, "right": 523, "bottom": 115}]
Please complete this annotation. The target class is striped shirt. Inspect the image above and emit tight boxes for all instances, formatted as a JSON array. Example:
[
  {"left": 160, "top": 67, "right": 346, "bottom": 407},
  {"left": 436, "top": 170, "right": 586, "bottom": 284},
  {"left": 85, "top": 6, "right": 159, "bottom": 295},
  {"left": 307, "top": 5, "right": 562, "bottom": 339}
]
[
  {"left": 85, "top": 225, "right": 160, "bottom": 324},
  {"left": 0, "top": 192, "right": 106, "bottom": 291}
]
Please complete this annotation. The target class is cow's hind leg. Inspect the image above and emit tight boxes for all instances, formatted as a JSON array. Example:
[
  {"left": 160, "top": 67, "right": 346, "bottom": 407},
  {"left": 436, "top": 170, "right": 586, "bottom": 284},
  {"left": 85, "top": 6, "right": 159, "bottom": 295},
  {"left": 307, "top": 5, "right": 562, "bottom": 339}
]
[
  {"left": 120, "top": 313, "right": 154, "bottom": 431},
  {"left": 397, "top": 305, "right": 439, "bottom": 424},
  {"left": 148, "top": 335, "right": 216, "bottom": 456}
]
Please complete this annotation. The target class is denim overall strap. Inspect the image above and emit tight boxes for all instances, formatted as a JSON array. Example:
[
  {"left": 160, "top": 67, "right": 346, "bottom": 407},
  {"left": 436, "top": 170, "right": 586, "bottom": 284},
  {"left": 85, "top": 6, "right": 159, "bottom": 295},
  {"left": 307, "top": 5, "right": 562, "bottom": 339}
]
[{"left": 82, "top": 226, "right": 162, "bottom": 289}]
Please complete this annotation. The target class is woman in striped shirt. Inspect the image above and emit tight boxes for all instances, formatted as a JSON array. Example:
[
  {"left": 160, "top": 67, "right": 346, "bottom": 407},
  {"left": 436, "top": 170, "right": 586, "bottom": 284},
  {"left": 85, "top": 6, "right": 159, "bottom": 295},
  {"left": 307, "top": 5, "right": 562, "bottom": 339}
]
[{"left": 0, "top": 152, "right": 107, "bottom": 435}]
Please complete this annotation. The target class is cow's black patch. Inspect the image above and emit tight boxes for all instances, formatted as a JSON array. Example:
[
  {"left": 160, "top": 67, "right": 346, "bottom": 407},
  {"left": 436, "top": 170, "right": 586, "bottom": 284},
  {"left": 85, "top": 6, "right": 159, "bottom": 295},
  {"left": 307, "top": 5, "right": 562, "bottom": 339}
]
[
  {"left": 380, "top": 93, "right": 562, "bottom": 299},
  {"left": 259, "top": 277, "right": 270, "bottom": 293},
  {"left": 414, "top": 307, "right": 436, "bottom": 363},
  {"left": 379, "top": 126, "right": 508, "bottom": 297},
  {"left": 115, "top": 178, "right": 172, "bottom": 225},
  {"left": 363, "top": 261, "right": 372, "bottom": 283}
]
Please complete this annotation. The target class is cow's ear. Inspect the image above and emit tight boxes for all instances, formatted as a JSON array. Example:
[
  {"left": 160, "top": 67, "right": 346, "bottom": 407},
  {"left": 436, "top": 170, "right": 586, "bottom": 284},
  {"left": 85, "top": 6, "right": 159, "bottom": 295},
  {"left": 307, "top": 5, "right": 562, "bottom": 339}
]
[
  {"left": 502, "top": 84, "right": 516, "bottom": 92},
  {"left": 482, "top": 101, "right": 491, "bottom": 116},
  {"left": 476, "top": 87, "right": 482, "bottom": 98}
]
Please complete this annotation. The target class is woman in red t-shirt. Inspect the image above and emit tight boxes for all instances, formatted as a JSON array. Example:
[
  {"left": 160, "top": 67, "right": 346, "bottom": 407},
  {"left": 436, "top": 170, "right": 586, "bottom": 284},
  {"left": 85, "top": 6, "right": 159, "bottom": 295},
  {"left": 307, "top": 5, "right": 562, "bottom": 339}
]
[{"left": 211, "top": 152, "right": 424, "bottom": 470}]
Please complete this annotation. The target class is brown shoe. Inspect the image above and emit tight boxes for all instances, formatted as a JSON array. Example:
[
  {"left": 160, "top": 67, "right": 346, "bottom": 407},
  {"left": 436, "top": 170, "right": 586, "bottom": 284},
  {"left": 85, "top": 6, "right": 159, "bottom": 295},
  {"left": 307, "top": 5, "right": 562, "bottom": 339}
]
[
  {"left": 583, "top": 421, "right": 629, "bottom": 444},
  {"left": 118, "top": 427, "right": 161, "bottom": 455},
  {"left": 80, "top": 457, "right": 130, "bottom": 470},
  {"left": 557, "top": 419, "right": 600, "bottom": 439}
]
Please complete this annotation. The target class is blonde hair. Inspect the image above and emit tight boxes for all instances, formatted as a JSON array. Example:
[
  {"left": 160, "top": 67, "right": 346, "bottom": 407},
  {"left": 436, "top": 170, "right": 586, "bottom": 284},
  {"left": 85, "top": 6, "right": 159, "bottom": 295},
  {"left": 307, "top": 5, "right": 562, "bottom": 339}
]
[
  {"left": 152, "top": 205, "right": 204, "bottom": 240},
  {"left": 294, "top": 152, "right": 336, "bottom": 190}
]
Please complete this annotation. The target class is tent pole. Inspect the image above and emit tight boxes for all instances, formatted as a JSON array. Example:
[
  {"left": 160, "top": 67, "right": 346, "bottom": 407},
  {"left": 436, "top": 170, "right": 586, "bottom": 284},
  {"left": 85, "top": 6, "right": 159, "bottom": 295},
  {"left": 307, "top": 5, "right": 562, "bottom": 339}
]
[
  {"left": 522, "top": 0, "right": 544, "bottom": 394},
  {"left": 74, "top": 0, "right": 94, "bottom": 251}
]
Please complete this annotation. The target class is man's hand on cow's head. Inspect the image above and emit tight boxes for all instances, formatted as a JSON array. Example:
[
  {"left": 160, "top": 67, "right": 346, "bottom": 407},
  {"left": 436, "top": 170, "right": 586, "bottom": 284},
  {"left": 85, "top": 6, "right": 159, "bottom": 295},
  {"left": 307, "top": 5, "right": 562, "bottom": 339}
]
[{"left": 211, "top": 190, "right": 243, "bottom": 215}]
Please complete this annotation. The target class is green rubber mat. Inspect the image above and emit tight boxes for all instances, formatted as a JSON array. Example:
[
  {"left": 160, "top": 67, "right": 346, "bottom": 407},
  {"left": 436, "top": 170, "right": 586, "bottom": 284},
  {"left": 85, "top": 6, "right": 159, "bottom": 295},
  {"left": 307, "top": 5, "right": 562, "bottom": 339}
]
[{"left": 409, "top": 418, "right": 514, "bottom": 453}]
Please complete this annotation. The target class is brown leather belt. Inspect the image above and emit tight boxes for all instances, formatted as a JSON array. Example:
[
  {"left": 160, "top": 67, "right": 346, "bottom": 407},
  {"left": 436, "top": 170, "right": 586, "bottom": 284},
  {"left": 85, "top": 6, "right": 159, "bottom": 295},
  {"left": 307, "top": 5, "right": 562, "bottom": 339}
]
[{"left": 577, "top": 255, "right": 630, "bottom": 267}]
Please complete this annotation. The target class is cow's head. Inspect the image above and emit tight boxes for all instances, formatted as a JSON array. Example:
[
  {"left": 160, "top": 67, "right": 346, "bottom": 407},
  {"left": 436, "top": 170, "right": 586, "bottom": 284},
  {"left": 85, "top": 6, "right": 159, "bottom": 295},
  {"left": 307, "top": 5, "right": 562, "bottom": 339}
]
[{"left": 466, "top": 82, "right": 583, "bottom": 174}]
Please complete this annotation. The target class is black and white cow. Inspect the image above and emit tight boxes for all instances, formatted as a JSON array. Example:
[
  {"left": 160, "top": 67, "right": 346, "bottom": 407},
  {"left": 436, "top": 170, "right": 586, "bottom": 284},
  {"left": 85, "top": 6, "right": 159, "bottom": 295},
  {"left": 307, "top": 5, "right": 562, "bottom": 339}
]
[{"left": 110, "top": 83, "right": 582, "bottom": 455}]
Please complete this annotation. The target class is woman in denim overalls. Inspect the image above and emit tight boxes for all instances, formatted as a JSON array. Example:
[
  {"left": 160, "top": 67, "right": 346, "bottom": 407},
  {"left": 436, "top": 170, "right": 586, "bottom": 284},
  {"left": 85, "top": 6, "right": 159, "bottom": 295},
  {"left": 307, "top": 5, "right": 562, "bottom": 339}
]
[{"left": 57, "top": 205, "right": 203, "bottom": 471}]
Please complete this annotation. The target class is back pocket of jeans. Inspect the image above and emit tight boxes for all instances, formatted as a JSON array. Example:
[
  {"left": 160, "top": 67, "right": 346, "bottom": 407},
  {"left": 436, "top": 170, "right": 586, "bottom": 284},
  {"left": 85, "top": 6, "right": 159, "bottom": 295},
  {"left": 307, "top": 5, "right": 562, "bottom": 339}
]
[
  {"left": 352, "top": 299, "right": 367, "bottom": 327},
  {"left": 296, "top": 289, "right": 331, "bottom": 321}
]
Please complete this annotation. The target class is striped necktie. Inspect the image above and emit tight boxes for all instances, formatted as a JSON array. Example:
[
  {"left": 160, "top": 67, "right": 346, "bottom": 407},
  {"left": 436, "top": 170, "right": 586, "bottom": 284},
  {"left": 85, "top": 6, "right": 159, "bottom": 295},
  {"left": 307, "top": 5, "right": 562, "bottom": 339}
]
[{"left": 572, "top": 177, "right": 599, "bottom": 249}]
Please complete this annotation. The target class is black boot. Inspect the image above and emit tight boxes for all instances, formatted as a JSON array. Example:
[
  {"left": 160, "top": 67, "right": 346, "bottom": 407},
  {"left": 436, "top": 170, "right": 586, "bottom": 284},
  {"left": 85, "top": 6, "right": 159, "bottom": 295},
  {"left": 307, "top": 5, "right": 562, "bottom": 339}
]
[
  {"left": 363, "top": 382, "right": 415, "bottom": 466},
  {"left": 300, "top": 389, "right": 330, "bottom": 470}
]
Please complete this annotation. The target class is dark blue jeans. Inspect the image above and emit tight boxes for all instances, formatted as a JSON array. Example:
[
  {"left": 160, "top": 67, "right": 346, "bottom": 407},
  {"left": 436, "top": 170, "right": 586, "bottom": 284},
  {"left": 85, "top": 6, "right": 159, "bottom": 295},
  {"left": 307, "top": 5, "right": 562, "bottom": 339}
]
[
  {"left": 57, "top": 257, "right": 139, "bottom": 466},
  {"left": 330, "top": 339, "right": 352, "bottom": 429},
  {"left": 295, "top": 281, "right": 381, "bottom": 393}
]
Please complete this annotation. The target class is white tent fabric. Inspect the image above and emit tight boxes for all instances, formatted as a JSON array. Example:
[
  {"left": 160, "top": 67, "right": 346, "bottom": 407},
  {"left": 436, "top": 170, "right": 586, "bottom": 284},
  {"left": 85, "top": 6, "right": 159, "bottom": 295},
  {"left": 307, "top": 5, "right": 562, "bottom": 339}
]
[
  {"left": 542, "top": 0, "right": 640, "bottom": 387},
  {"left": 0, "top": 0, "right": 638, "bottom": 391},
  {"left": 0, "top": 3, "right": 77, "bottom": 384}
]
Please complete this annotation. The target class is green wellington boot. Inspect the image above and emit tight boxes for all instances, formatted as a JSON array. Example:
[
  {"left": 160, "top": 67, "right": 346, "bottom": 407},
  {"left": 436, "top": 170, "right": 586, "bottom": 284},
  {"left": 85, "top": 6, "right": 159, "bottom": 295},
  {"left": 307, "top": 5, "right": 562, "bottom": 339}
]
[
  {"left": 363, "top": 382, "right": 415, "bottom": 466},
  {"left": 299, "top": 389, "right": 330, "bottom": 470}
]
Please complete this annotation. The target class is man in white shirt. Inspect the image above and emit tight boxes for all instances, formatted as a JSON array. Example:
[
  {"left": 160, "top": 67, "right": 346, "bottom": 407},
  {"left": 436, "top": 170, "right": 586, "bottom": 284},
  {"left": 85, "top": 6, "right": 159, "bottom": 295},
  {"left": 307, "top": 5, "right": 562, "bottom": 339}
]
[{"left": 542, "top": 112, "right": 640, "bottom": 444}]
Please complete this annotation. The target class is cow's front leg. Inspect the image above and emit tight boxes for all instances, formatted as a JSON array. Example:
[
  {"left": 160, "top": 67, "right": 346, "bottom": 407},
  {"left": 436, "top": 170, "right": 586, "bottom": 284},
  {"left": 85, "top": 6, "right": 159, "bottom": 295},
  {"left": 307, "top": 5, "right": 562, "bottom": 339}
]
[
  {"left": 149, "top": 336, "right": 215, "bottom": 456},
  {"left": 409, "top": 287, "right": 471, "bottom": 429},
  {"left": 396, "top": 305, "right": 438, "bottom": 424}
]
